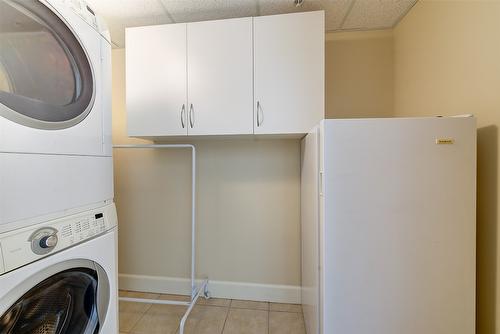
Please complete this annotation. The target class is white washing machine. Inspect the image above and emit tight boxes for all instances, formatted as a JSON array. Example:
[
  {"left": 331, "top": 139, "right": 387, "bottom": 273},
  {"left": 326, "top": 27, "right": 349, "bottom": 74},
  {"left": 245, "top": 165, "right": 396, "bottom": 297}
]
[
  {"left": 0, "top": 203, "right": 118, "bottom": 333},
  {"left": 0, "top": 0, "right": 113, "bottom": 231}
]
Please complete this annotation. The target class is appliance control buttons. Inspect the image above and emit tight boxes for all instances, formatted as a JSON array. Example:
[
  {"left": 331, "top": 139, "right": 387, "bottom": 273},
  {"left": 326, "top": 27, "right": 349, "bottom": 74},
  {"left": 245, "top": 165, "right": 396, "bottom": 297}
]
[
  {"left": 61, "top": 224, "right": 73, "bottom": 238},
  {"left": 82, "top": 219, "right": 90, "bottom": 231},
  {"left": 75, "top": 221, "right": 82, "bottom": 233}
]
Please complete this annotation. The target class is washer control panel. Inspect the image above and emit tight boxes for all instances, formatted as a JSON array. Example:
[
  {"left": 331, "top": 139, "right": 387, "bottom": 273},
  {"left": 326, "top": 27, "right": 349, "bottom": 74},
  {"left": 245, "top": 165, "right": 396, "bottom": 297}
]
[{"left": 0, "top": 203, "right": 117, "bottom": 275}]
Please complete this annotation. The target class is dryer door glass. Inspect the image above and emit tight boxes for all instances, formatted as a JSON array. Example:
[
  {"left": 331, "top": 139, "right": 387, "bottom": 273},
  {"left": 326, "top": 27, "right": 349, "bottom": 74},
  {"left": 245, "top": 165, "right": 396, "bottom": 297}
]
[
  {"left": 0, "top": 0, "right": 94, "bottom": 129},
  {"left": 0, "top": 268, "right": 101, "bottom": 334}
]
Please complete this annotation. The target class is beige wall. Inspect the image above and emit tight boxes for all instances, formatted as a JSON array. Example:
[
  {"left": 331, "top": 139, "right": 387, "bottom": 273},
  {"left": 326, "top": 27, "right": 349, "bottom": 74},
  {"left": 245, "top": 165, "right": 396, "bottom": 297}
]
[
  {"left": 326, "top": 30, "right": 394, "bottom": 118},
  {"left": 112, "top": 50, "right": 301, "bottom": 295},
  {"left": 112, "top": 29, "right": 396, "bottom": 299},
  {"left": 393, "top": 1, "right": 500, "bottom": 333}
]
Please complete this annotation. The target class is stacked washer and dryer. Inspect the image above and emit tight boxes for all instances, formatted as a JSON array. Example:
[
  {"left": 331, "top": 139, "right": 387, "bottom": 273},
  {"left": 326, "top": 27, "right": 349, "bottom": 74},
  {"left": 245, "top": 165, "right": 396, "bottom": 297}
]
[{"left": 0, "top": 0, "right": 117, "bottom": 333}]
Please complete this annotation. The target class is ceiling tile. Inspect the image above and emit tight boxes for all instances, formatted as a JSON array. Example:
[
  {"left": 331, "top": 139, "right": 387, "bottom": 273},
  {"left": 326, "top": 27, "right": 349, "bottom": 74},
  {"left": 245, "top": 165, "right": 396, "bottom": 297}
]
[
  {"left": 160, "top": 0, "right": 258, "bottom": 23},
  {"left": 107, "top": 16, "right": 172, "bottom": 47},
  {"left": 86, "top": 0, "right": 417, "bottom": 48},
  {"left": 85, "top": 0, "right": 165, "bottom": 19},
  {"left": 258, "top": 0, "right": 352, "bottom": 30},
  {"left": 342, "top": 0, "right": 417, "bottom": 30},
  {"left": 86, "top": 0, "right": 172, "bottom": 47},
  {"left": 257, "top": 0, "right": 319, "bottom": 14},
  {"left": 322, "top": 0, "right": 354, "bottom": 31}
]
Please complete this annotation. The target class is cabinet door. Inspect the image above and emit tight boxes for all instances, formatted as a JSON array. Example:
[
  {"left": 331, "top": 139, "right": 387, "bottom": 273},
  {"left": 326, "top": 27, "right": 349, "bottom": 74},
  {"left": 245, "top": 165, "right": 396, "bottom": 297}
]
[
  {"left": 187, "top": 18, "right": 253, "bottom": 135},
  {"left": 126, "top": 24, "right": 187, "bottom": 136},
  {"left": 254, "top": 11, "right": 324, "bottom": 135}
]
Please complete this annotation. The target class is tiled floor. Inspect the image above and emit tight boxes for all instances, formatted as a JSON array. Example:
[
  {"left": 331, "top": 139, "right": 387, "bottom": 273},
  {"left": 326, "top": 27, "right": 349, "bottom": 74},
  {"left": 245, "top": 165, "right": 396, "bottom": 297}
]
[{"left": 119, "top": 290, "right": 306, "bottom": 334}]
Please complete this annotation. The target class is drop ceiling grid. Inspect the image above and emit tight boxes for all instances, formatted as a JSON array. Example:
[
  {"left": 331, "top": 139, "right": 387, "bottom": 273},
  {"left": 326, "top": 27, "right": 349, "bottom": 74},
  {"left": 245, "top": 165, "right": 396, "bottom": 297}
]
[
  {"left": 159, "top": 0, "right": 259, "bottom": 23},
  {"left": 85, "top": 0, "right": 418, "bottom": 48},
  {"left": 342, "top": 0, "right": 418, "bottom": 30}
]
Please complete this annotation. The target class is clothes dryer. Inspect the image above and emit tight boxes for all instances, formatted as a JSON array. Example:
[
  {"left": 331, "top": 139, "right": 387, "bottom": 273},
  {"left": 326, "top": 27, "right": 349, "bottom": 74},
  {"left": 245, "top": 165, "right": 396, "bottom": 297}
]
[{"left": 0, "top": 0, "right": 113, "bottom": 230}]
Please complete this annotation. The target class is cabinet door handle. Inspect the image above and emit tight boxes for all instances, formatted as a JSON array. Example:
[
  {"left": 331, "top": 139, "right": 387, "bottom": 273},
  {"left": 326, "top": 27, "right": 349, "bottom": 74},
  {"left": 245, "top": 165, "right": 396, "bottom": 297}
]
[
  {"left": 256, "top": 101, "right": 263, "bottom": 127},
  {"left": 181, "top": 104, "right": 186, "bottom": 128},
  {"left": 189, "top": 104, "right": 194, "bottom": 128},
  {"left": 319, "top": 171, "right": 324, "bottom": 197},
  {"left": 256, "top": 101, "right": 260, "bottom": 126}
]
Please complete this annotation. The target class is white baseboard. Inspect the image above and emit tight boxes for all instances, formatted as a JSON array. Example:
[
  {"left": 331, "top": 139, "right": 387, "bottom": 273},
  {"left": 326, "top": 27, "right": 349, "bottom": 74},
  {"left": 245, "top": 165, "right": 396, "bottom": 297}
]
[{"left": 119, "top": 273, "right": 301, "bottom": 304}]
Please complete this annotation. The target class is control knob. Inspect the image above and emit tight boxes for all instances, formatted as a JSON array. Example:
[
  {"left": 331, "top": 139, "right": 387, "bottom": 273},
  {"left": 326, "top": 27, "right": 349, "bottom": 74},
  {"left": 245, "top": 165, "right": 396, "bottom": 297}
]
[
  {"left": 39, "top": 235, "right": 58, "bottom": 248},
  {"left": 29, "top": 227, "right": 59, "bottom": 255}
]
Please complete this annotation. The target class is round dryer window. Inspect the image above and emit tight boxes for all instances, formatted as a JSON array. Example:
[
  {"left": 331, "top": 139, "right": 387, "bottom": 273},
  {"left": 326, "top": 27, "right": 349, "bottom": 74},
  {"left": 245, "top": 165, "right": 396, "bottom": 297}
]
[
  {"left": 0, "top": 265, "right": 109, "bottom": 334},
  {"left": 0, "top": 0, "right": 95, "bottom": 130}
]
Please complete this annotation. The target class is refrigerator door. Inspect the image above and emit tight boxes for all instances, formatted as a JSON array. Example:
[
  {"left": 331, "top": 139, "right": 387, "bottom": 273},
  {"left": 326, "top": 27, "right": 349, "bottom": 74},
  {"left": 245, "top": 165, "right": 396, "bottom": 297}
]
[{"left": 322, "top": 117, "right": 476, "bottom": 334}]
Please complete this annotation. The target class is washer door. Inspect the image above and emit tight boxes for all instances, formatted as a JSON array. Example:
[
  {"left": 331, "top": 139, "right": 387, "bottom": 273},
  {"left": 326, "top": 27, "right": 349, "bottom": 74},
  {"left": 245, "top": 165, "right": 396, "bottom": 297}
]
[
  {"left": 0, "top": 260, "right": 110, "bottom": 334},
  {"left": 0, "top": 0, "right": 94, "bottom": 130}
]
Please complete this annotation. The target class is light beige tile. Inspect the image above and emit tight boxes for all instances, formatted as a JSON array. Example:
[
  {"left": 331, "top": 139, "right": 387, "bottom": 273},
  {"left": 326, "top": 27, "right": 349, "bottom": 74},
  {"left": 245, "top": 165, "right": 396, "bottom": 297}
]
[
  {"left": 119, "top": 310, "right": 144, "bottom": 332},
  {"left": 119, "top": 290, "right": 160, "bottom": 314},
  {"left": 223, "top": 308, "right": 268, "bottom": 334},
  {"left": 119, "top": 291, "right": 160, "bottom": 332},
  {"left": 175, "top": 305, "right": 228, "bottom": 334},
  {"left": 143, "top": 302, "right": 188, "bottom": 317},
  {"left": 130, "top": 303, "right": 187, "bottom": 334},
  {"left": 230, "top": 299, "right": 269, "bottom": 311},
  {"left": 119, "top": 290, "right": 160, "bottom": 332},
  {"left": 269, "top": 302, "right": 302, "bottom": 313},
  {"left": 197, "top": 297, "right": 231, "bottom": 307},
  {"left": 130, "top": 312, "right": 182, "bottom": 334},
  {"left": 269, "top": 312, "right": 306, "bottom": 334}
]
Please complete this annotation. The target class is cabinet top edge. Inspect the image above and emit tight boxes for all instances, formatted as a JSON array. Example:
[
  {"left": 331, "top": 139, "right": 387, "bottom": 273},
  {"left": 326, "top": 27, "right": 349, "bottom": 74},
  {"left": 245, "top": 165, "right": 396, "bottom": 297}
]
[{"left": 125, "top": 10, "right": 325, "bottom": 33}]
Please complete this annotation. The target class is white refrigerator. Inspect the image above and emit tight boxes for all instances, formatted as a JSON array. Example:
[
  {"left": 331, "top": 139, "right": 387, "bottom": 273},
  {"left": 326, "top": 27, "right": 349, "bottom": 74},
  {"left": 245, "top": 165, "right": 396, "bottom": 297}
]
[{"left": 301, "top": 116, "right": 476, "bottom": 334}]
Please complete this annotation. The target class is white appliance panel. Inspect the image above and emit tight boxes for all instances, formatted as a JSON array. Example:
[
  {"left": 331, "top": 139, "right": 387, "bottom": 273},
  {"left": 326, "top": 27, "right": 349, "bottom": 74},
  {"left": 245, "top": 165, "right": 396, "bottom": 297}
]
[
  {"left": 0, "top": 153, "right": 113, "bottom": 231},
  {"left": 101, "top": 33, "right": 113, "bottom": 156}
]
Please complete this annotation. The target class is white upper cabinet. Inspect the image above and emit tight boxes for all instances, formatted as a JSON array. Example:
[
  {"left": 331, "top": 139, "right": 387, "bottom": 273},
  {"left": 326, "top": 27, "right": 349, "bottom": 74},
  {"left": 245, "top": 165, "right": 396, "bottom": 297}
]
[
  {"left": 254, "top": 11, "right": 324, "bottom": 135},
  {"left": 126, "top": 23, "right": 187, "bottom": 136},
  {"left": 187, "top": 18, "right": 253, "bottom": 135},
  {"left": 125, "top": 11, "right": 324, "bottom": 137}
]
